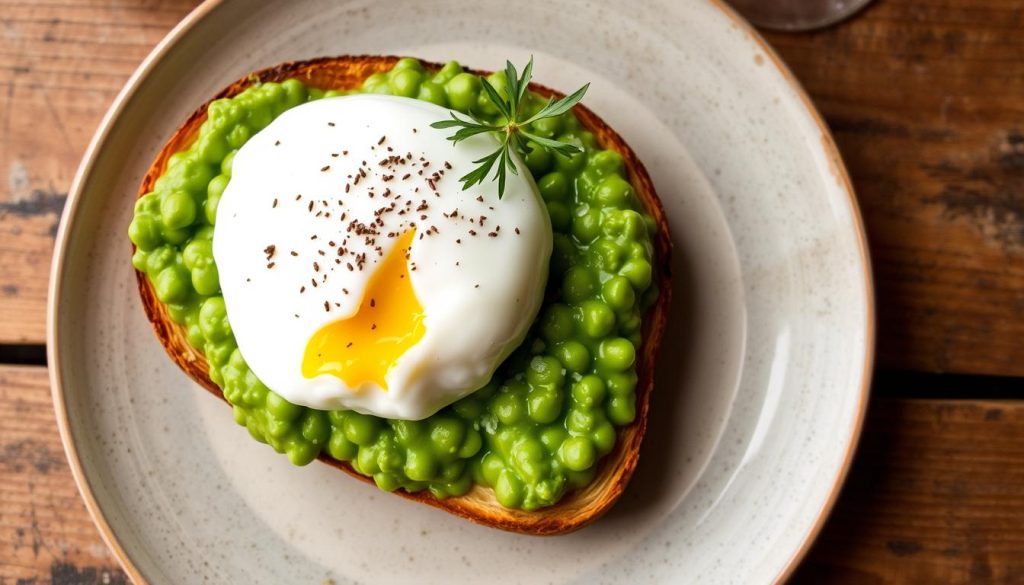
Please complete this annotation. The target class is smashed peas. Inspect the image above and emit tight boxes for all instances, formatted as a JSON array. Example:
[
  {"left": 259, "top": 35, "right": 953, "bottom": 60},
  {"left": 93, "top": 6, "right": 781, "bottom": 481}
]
[{"left": 129, "top": 58, "right": 659, "bottom": 510}]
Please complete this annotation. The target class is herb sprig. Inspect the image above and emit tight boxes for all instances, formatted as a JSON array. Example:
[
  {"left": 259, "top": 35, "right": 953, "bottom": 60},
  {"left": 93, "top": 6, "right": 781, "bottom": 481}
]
[{"left": 430, "top": 58, "right": 589, "bottom": 198}]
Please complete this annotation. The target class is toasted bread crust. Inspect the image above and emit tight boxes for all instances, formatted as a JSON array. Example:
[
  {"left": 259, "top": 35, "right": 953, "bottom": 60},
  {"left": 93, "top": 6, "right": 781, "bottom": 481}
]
[{"left": 135, "top": 56, "right": 672, "bottom": 535}]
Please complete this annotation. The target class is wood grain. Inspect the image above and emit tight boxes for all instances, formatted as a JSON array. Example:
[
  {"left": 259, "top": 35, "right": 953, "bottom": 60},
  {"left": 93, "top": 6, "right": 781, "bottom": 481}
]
[
  {"left": 4, "top": 364, "right": 1022, "bottom": 583},
  {"left": 793, "top": 398, "right": 1024, "bottom": 584},
  {"left": 0, "top": 0, "right": 197, "bottom": 345},
  {"left": 763, "top": 0, "right": 1024, "bottom": 376},
  {"left": 1, "top": 0, "right": 1023, "bottom": 376},
  {"left": 0, "top": 365, "right": 125, "bottom": 584}
]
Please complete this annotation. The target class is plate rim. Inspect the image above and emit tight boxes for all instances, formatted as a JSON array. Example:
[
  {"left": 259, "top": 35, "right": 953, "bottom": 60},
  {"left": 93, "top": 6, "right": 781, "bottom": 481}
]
[{"left": 45, "top": 0, "right": 875, "bottom": 582}]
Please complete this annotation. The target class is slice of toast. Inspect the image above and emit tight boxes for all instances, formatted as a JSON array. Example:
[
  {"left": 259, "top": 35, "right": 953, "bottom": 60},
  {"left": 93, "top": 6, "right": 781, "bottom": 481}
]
[{"left": 135, "top": 56, "right": 672, "bottom": 535}]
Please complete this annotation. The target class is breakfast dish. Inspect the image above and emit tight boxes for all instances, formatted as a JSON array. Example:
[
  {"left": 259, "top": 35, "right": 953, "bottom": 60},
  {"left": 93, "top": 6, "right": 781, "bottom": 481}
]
[{"left": 128, "top": 55, "right": 670, "bottom": 534}]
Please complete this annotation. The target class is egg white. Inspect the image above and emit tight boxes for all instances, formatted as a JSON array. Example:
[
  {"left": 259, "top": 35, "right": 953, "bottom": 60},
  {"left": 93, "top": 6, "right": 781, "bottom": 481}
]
[{"left": 214, "top": 95, "right": 551, "bottom": 420}]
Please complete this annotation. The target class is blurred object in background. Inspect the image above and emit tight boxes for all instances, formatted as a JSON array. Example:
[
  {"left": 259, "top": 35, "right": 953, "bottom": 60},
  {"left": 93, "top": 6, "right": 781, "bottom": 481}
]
[{"left": 728, "top": 0, "right": 873, "bottom": 31}]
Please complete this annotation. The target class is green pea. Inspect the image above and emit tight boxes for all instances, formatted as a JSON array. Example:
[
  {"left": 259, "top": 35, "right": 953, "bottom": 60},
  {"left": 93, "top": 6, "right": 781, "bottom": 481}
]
[
  {"left": 550, "top": 233, "right": 577, "bottom": 277},
  {"left": 191, "top": 265, "right": 220, "bottom": 296},
  {"left": 562, "top": 266, "right": 596, "bottom": 303},
  {"left": 590, "top": 239, "right": 625, "bottom": 272},
  {"left": 301, "top": 410, "right": 330, "bottom": 445},
  {"left": 598, "top": 338, "right": 636, "bottom": 371},
  {"left": 458, "top": 429, "right": 483, "bottom": 458},
  {"left": 607, "top": 371, "right": 638, "bottom": 397},
  {"left": 589, "top": 150, "right": 625, "bottom": 177},
  {"left": 362, "top": 73, "right": 388, "bottom": 93},
  {"left": 495, "top": 469, "right": 524, "bottom": 508},
  {"left": 432, "top": 60, "right": 463, "bottom": 85},
  {"left": 608, "top": 395, "right": 636, "bottom": 425},
  {"left": 592, "top": 421, "right": 616, "bottom": 455},
  {"left": 580, "top": 300, "right": 615, "bottom": 338},
  {"left": 540, "top": 426, "right": 568, "bottom": 454},
  {"left": 452, "top": 396, "right": 483, "bottom": 420},
  {"left": 377, "top": 448, "right": 404, "bottom": 473},
  {"left": 343, "top": 413, "right": 381, "bottom": 446},
  {"left": 620, "top": 258, "right": 653, "bottom": 289},
  {"left": 537, "top": 172, "right": 569, "bottom": 202},
  {"left": 143, "top": 246, "right": 173, "bottom": 277},
  {"left": 285, "top": 440, "right": 318, "bottom": 466},
  {"left": 182, "top": 238, "right": 210, "bottom": 269},
  {"left": 554, "top": 340, "right": 590, "bottom": 373},
  {"left": 571, "top": 208, "right": 601, "bottom": 244},
  {"left": 243, "top": 381, "right": 269, "bottom": 410},
  {"left": 524, "top": 146, "right": 552, "bottom": 175},
  {"left": 417, "top": 81, "right": 447, "bottom": 106},
  {"left": 232, "top": 404, "right": 248, "bottom": 425},
  {"left": 566, "top": 467, "right": 596, "bottom": 489},
  {"left": 391, "top": 419, "right": 425, "bottom": 446},
  {"left": 226, "top": 123, "right": 252, "bottom": 149},
  {"left": 530, "top": 114, "right": 563, "bottom": 138},
  {"left": 492, "top": 391, "right": 525, "bottom": 425},
  {"left": 262, "top": 392, "right": 299, "bottom": 424},
  {"left": 528, "top": 388, "right": 563, "bottom": 424},
  {"left": 546, "top": 201, "right": 571, "bottom": 233},
  {"left": 429, "top": 418, "right": 465, "bottom": 456},
  {"left": 159, "top": 224, "right": 190, "bottom": 246},
  {"left": 219, "top": 152, "right": 236, "bottom": 180},
  {"left": 560, "top": 436, "right": 596, "bottom": 471},
  {"left": 445, "top": 73, "right": 481, "bottom": 112},
  {"left": 567, "top": 408, "right": 596, "bottom": 433},
  {"left": 160, "top": 190, "right": 196, "bottom": 230},
  {"left": 511, "top": 438, "right": 545, "bottom": 482},
  {"left": 393, "top": 57, "right": 424, "bottom": 72},
  {"left": 478, "top": 72, "right": 508, "bottom": 115},
  {"left": 374, "top": 472, "right": 401, "bottom": 492},
  {"left": 154, "top": 265, "right": 190, "bottom": 304},
  {"left": 206, "top": 339, "right": 235, "bottom": 367},
  {"left": 595, "top": 175, "right": 633, "bottom": 208},
  {"left": 603, "top": 275, "right": 636, "bottom": 312},
  {"left": 572, "top": 375, "right": 607, "bottom": 409},
  {"left": 527, "top": 356, "right": 564, "bottom": 387},
  {"left": 553, "top": 144, "right": 586, "bottom": 175},
  {"left": 390, "top": 68, "right": 423, "bottom": 98},
  {"left": 356, "top": 445, "right": 381, "bottom": 474},
  {"left": 481, "top": 452, "right": 505, "bottom": 486},
  {"left": 280, "top": 78, "right": 307, "bottom": 107},
  {"left": 198, "top": 297, "right": 231, "bottom": 341},
  {"left": 327, "top": 429, "right": 358, "bottom": 461},
  {"left": 404, "top": 448, "right": 438, "bottom": 481},
  {"left": 128, "top": 215, "right": 162, "bottom": 250},
  {"left": 134, "top": 192, "right": 160, "bottom": 215},
  {"left": 541, "top": 303, "right": 575, "bottom": 342}
]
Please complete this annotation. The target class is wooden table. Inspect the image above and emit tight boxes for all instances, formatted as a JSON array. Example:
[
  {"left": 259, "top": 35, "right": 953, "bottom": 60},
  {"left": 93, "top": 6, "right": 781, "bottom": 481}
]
[{"left": 2, "top": 1, "right": 1023, "bottom": 582}]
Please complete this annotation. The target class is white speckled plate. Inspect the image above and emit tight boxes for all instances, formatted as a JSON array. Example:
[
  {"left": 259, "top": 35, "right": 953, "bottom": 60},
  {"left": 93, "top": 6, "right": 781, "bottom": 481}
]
[{"left": 48, "top": 0, "right": 873, "bottom": 583}]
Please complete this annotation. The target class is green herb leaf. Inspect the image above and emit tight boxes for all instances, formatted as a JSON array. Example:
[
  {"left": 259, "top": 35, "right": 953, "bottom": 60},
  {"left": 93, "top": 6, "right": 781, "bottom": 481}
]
[{"left": 432, "top": 57, "right": 590, "bottom": 198}]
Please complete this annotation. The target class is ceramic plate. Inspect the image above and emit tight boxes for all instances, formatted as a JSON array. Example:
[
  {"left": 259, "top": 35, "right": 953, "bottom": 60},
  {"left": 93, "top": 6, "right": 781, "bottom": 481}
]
[{"left": 48, "top": 0, "right": 873, "bottom": 582}]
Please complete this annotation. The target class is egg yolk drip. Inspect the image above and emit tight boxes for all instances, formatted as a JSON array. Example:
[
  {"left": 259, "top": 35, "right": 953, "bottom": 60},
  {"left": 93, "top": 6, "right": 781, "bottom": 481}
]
[{"left": 301, "top": 230, "right": 425, "bottom": 390}]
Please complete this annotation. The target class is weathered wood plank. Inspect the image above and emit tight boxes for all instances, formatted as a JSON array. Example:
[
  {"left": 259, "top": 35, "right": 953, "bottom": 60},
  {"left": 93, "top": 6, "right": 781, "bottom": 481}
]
[
  {"left": 4, "top": 365, "right": 1022, "bottom": 583},
  {"left": 0, "top": 0, "right": 197, "bottom": 345},
  {"left": 0, "top": 365, "right": 125, "bottom": 583},
  {"left": 794, "top": 399, "right": 1024, "bottom": 584},
  {"left": 764, "top": 0, "right": 1024, "bottom": 376}
]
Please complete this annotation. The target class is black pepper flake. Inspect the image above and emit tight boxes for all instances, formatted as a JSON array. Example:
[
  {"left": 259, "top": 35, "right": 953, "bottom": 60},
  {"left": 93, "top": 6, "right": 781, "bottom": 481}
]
[
  {"left": 488, "top": 232, "right": 497, "bottom": 237},
  {"left": 266, "top": 262, "right": 276, "bottom": 269},
  {"left": 275, "top": 140, "right": 281, "bottom": 146},
  {"left": 324, "top": 301, "right": 330, "bottom": 312},
  {"left": 328, "top": 122, "right": 335, "bottom": 127},
  {"left": 343, "top": 150, "right": 348, "bottom": 155},
  {"left": 456, "top": 238, "right": 461, "bottom": 244},
  {"left": 343, "top": 288, "right": 349, "bottom": 294},
  {"left": 474, "top": 284, "right": 479, "bottom": 288},
  {"left": 321, "top": 165, "right": 330, "bottom": 172},
  {"left": 345, "top": 184, "right": 351, "bottom": 193},
  {"left": 331, "top": 153, "right": 339, "bottom": 158},
  {"left": 300, "top": 286, "right": 306, "bottom": 293},
  {"left": 370, "top": 298, "right": 376, "bottom": 308},
  {"left": 515, "top": 227, "right": 521, "bottom": 235},
  {"left": 308, "top": 201, "right": 314, "bottom": 212},
  {"left": 346, "top": 342, "right": 353, "bottom": 348},
  {"left": 272, "top": 198, "right": 278, "bottom": 208},
  {"left": 378, "top": 136, "right": 386, "bottom": 145},
  {"left": 476, "top": 196, "right": 483, "bottom": 202},
  {"left": 469, "top": 230, "right": 477, "bottom": 236},
  {"left": 371, "top": 323, "right": 377, "bottom": 330},
  {"left": 444, "top": 161, "right": 452, "bottom": 170},
  {"left": 263, "top": 244, "right": 276, "bottom": 259}
]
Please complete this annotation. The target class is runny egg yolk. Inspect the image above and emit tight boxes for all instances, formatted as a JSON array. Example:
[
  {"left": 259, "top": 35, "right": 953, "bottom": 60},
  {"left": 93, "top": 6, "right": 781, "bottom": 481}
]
[{"left": 301, "top": 230, "right": 425, "bottom": 390}]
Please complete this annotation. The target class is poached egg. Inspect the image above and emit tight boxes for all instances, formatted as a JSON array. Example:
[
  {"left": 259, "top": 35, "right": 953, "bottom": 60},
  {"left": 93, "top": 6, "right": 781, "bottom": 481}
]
[{"left": 213, "top": 94, "right": 551, "bottom": 420}]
